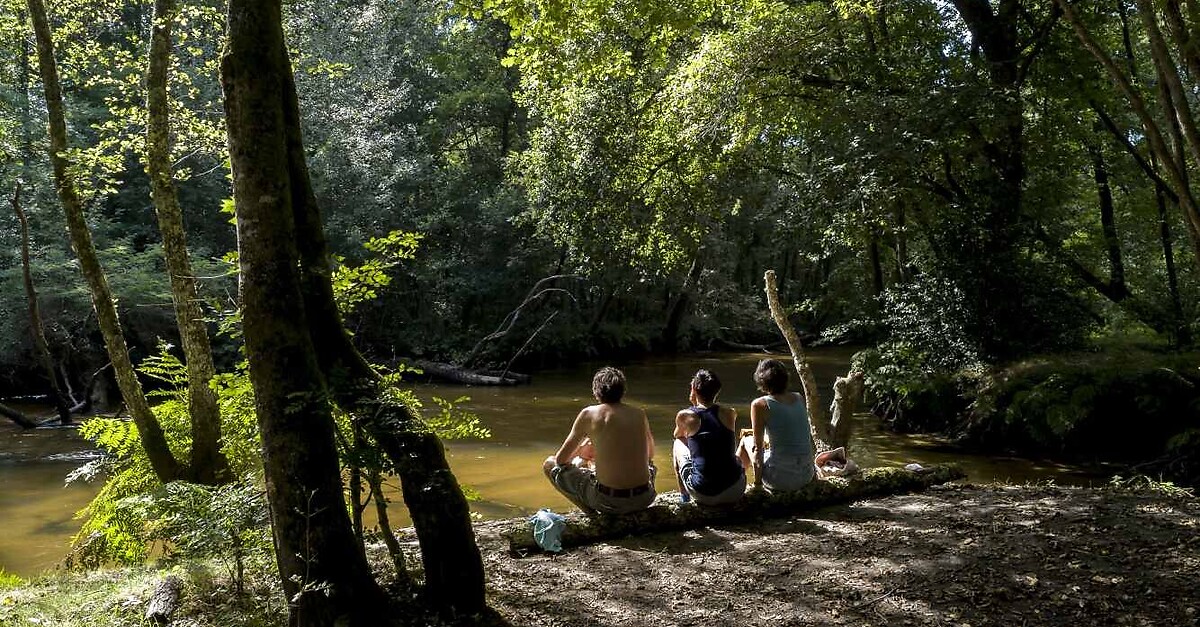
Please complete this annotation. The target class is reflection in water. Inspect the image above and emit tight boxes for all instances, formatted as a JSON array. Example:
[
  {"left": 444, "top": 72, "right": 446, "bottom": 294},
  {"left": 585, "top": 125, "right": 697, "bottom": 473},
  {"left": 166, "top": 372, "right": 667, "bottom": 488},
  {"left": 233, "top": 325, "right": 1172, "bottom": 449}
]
[{"left": 0, "top": 349, "right": 1105, "bottom": 576}]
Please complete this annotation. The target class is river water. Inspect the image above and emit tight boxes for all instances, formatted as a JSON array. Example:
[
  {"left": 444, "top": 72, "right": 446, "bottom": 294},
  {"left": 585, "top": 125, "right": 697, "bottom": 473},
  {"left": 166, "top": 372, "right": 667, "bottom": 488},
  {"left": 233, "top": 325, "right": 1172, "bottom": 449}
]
[{"left": 0, "top": 349, "right": 1103, "bottom": 576}]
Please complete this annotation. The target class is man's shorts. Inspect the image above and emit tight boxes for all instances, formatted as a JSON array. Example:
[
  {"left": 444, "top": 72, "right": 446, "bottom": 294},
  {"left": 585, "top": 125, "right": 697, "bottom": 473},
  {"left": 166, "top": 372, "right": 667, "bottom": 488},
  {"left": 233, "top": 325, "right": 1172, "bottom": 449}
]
[
  {"left": 548, "top": 463, "right": 657, "bottom": 514},
  {"left": 673, "top": 439, "right": 746, "bottom": 506}
]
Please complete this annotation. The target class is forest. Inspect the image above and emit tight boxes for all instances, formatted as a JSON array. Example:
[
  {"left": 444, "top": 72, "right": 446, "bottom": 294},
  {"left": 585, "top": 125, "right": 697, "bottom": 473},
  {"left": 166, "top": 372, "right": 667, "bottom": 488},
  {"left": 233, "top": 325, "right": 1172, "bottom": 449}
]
[{"left": 0, "top": 0, "right": 1198, "bottom": 626}]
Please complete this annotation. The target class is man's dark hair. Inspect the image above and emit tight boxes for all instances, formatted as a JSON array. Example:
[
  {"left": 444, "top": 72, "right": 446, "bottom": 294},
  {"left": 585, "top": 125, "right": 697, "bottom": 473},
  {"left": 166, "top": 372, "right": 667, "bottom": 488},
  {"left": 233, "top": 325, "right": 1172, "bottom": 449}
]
[
  {"left": 754, "top": 359, "right": 789, "bottom": 395},
  {"left": 592, "top": 367, "right": 626, "bottom": 403},
  {"left": 691, "top": 369, "right": 722, "bottom": 403}
]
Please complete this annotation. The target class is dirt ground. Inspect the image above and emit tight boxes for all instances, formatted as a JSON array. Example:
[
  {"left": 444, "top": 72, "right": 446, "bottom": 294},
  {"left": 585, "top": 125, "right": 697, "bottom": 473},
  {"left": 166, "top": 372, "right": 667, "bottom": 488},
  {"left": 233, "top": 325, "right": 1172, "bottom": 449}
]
[{"left": 478, "top": 484, "right": 1200, "bottom": 627}]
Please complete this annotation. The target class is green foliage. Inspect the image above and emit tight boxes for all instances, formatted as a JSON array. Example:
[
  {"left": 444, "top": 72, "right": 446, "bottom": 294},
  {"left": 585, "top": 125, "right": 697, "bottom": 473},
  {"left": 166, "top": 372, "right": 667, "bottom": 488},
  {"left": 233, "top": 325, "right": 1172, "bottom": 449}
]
[
  {"left": 968, "top": 354, "right": 1200, "bottom": 460},
  {"left": 424, "top": 394, "right": 492, "bottom": 440},
  {"left": 1107, "top": 475, "right": 1195, "bottom": 498},
  {"left": 69, "top": 345, "right": 263, "bottom": 568},
  {"left": 864, "top": 346, "right": 1200, "bottom": 483},
  {"left": 128, "top": 481, "right": 271, "bottom": 592},
  {"left": 331, "top": 230, "right": 422, "bottom": 315},
  {"left": 0, "top": 569, "right": 24, "bottom": 589},
  {"left": 376, "top": 372, "right": 491, "bottom": 440}
]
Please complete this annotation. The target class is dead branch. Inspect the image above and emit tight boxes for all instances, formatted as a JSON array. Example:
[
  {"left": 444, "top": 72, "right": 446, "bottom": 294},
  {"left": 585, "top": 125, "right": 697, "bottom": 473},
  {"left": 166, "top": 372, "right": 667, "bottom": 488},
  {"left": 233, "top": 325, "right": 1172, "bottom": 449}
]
[{"left": 462, "top": 275, "right": 581, "bottom": 367}]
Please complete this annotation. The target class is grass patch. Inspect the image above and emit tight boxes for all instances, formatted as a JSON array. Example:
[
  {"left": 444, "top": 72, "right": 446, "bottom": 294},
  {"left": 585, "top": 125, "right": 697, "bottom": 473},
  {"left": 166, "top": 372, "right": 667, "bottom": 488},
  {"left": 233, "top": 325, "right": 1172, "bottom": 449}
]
[{"left": 0, "top": 562, "right": 287, "bottom": 627}]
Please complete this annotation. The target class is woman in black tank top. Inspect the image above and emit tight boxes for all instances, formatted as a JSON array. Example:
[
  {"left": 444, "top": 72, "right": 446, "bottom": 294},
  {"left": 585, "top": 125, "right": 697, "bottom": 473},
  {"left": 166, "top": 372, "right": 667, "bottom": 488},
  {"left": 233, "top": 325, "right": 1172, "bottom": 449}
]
[{"left": 672, "top": 370, "right": 747, "bottom": 505}]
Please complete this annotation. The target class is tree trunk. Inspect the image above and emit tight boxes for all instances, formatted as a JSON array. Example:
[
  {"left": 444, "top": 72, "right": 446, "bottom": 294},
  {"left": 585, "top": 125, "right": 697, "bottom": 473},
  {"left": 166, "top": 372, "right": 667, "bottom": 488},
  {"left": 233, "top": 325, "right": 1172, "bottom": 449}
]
[
  {"left": 828, "top": 372, "right": 865, "bottom": 452},
  {"left": 764, "top": 271, "right": 865, "bottom": 452},
  {"left": 868, "top": 235, "right": 884, "bottom": 296},
  {"left": 763, "top": 270, "right": 829, "bottom": 440},
  {"left": 1163, "top": 0, "right": 1200, "bottom": 83},
  {"left": 146, "top": 0, "right": 227, "bottom": 484},
  {"left": 1088, "top": 142, "right": 1126, "bottom": 293},
  {"left": 893, "top": 204, "right": 909, "bottom": 283},
  {"left": 222, "top": 0, "right": 486, "bottom": 615},
  {"left": 220, "top": 0, "right": 388, "bottom": 624},
  {"left": 144, "top": 575, "right": 182, "bottom": 625},
  {"left": 17, "top": 4, "right": 36, "bottom": 179},
  {"left": 26, "top": 0, "right": 183, "bottom": 482},
  {"left": 497, "top": 465, "right": 965, "bottom": 553},
  {"left": 368, "top": 470, "right": 411, "bottom": 587},
  {"left": 949, "top": 0, "right": 1027, "bottom": 359},
  {"left": 1152, "top": 153, "right": 1191, "bottom": 346},
  {"left": 284, "top": 78, "right": 488, "bottom": 615},
  {"left": 1138, "top": 0, "right": 1200, "bottom": 177},
  {"left": 661, "top": 252, "right": 702, "bottom": 353},
  {"left": 12, "top": 183, "right": 72, "bottom": 424}
]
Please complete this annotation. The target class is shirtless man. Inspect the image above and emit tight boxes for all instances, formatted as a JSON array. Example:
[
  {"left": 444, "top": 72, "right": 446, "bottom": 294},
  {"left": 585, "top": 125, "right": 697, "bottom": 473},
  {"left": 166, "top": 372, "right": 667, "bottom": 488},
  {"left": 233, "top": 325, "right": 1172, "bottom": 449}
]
[{"left": 542, "top": 367, "right": 657, "bottom": 514}]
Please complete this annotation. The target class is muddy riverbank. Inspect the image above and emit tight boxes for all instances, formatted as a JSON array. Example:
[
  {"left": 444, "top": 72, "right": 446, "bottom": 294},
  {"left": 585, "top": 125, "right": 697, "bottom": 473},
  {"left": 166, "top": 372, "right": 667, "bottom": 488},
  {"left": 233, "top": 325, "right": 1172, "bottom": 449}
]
[{"left": 483, "top": 482, "right": 1199, "bottom": 627}]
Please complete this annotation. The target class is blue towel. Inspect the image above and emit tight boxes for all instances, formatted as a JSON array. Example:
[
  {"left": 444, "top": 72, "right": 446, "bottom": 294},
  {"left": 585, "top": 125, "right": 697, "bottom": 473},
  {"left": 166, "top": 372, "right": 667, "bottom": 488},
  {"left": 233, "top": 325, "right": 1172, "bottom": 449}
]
[{"left": 529, "top": 508, "right": 567, "bottom": 552}]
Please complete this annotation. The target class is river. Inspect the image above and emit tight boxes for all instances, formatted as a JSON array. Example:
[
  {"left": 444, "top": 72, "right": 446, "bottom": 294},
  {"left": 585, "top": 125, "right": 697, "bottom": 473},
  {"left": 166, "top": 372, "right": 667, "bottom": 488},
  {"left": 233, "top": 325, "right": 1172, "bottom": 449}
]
[{"left": 0, "top": 349, "right": 1103, "bottom": 576}]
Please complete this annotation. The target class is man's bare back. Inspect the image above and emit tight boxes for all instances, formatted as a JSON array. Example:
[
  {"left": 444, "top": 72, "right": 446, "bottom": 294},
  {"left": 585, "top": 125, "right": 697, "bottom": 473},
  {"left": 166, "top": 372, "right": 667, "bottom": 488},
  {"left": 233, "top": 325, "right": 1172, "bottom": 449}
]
[
  {"left": 543, "top": 366, "right": 658, "bottom": 515},
  {"left": 556, "top": 402, "right": 653, "bottom": 489}
]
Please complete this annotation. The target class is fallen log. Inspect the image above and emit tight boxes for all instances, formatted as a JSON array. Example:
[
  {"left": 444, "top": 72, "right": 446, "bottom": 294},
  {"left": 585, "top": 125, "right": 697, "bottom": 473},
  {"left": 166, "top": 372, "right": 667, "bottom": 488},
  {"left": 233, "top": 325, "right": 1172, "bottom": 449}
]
[
  {"left": 708, "top": 337, "right": 779, "bottom": 353},
  {"left": 0, "top": 402, "right": 38, "bottom": 429},
  {"left": 477, "top": 369, "right": 532, "bottom": 384},
  {"left": 144, "top": 574, "right": 182, "bottom": 625},
  {"left": 412, "top": 360, "right": 525, "bottom": 386},
  {"left": 497, "top": 464, "right": 965, "bottom": 553}
]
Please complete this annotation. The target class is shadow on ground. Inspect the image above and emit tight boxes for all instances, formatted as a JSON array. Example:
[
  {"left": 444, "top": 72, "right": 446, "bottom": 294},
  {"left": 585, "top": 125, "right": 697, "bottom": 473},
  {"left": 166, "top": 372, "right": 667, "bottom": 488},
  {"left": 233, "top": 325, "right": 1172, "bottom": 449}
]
[{"left": 481, "top": 484, "right": 1200, "bottom": 627}]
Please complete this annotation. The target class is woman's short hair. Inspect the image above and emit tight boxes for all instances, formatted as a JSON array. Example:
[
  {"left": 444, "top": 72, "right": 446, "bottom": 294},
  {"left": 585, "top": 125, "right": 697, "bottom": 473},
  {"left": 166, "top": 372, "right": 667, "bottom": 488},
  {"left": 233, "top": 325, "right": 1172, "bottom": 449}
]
[
  {"left": 754, "top": 359, "right": 789, "bottom": 394},
  {"left": 592, "top": 367, "right": 626, "bottom": 403},
  {"left": 690, "top": 369, "right": 722, "bottom": 403}
]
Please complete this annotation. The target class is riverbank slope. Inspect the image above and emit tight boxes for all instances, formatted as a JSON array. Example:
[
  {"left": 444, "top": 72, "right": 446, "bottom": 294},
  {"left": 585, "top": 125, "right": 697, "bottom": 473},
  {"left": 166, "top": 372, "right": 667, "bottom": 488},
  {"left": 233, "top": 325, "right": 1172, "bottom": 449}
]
[{"left": 1, "top": 483, "right": 1196, "bottom": 626}]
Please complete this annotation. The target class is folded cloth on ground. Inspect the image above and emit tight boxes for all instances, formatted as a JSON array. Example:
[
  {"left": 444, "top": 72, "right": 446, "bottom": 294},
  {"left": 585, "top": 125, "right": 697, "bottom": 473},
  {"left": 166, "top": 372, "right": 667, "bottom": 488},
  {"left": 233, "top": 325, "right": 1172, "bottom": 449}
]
[{"left": 529, "top": 508, "right": 567, "bottom": 552}]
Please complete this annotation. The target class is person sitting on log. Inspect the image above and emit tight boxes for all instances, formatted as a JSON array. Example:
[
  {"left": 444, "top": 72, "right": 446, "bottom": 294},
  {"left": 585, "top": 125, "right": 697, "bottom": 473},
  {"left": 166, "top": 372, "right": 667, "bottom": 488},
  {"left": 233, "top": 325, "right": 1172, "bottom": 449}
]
[
  {"left": 543, "top": 367, "right": 657, "bottom": 514},
  {"left": 736, "top": 358, "right": 816, "bottom": 491},
  {"left": 672, "top": 369, "right": 747, "bottom": 506}
]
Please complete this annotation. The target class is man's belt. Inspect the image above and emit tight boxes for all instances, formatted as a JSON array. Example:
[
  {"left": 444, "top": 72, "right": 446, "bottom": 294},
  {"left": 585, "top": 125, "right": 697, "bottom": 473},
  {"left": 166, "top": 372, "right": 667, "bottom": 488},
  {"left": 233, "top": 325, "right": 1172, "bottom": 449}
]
[{"left": 595, "top": 482, "right": 652, "bottom": 498}]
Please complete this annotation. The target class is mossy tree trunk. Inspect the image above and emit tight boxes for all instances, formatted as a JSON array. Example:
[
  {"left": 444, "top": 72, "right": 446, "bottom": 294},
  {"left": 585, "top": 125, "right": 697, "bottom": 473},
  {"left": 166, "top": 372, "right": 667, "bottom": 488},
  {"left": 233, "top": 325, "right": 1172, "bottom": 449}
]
[
  {"left": 500, "top": 465, "right": 966, "bottom": 553},
  {"left": 13, "top": 182, "right": 73, "bottom": 425},
  {"left": 146, "top": 0, "right": 228, "bottom": 484},
  {"left": 282, "top": 56, "right": 486, "bottom": 612},
  {"left": 26, "top": 0, "right": 182, "bottom": 481},
  {"left": 262, "top": 19, "right": 486, "bottom": 612},
  {"left": 221, "top": 0, "right": 486, "bottom": 616},
  {"left": 220, "top": 0, "right": 388, "bottom": 623}
]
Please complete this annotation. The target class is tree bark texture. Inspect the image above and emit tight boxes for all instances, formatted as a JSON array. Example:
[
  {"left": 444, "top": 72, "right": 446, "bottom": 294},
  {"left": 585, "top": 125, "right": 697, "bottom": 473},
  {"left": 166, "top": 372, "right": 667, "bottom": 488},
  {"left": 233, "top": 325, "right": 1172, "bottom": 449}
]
[
  {"left": 412, "top": 360, "right": 523, "bottom": 386},
  {"left": 12, "top": 183, "right": 72, "bottom": 424},
  {"left": 26, "top": 0, "right": 182, "bottom": 481},
  {"left": 220, "top": 0, "right": 387, "bottom": 623},
  {"left": 497, "top": 465, "right": 965, "bottom": 553},
  {"left": 275, "top": 30, "right": 487, "bottom": 613},
  {"left": 144, "top": 575, "right": 182, "bottom": 625},
  {"left": 368, "top": 470, "right": 411, "bottom": 587},
  {"left": 147, "top": 0, "right": 227, "bottom": 484},
  {"left": 1152, "top": 153, "right": 1190, "bottom": 346}
]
